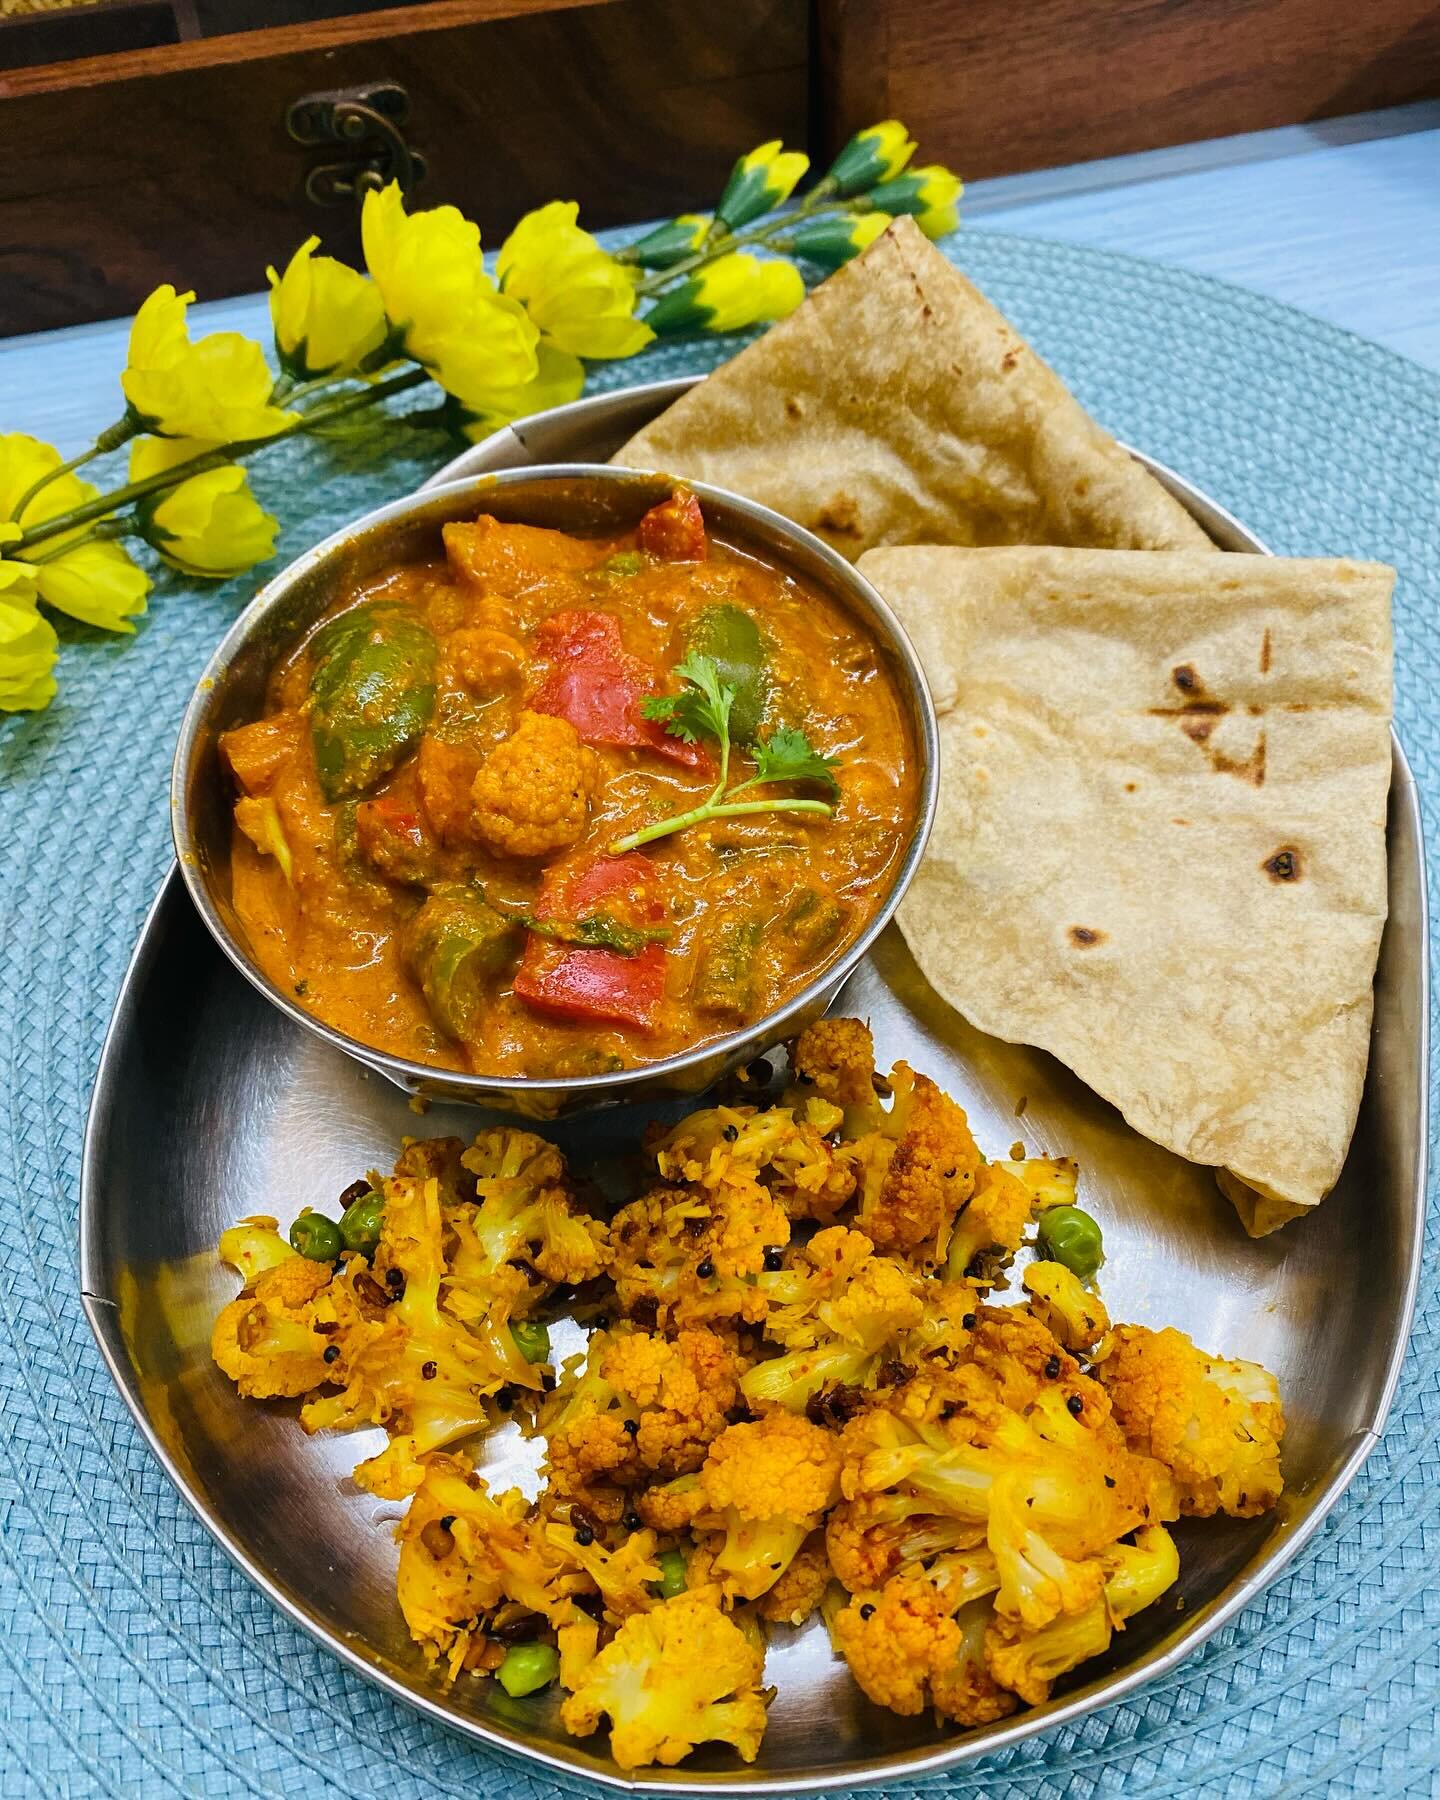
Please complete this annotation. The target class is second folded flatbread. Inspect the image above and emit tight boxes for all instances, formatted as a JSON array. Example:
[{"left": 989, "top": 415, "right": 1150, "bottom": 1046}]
[{"left": 859, "top": 544, "right": 1394, "bottom": 1234}]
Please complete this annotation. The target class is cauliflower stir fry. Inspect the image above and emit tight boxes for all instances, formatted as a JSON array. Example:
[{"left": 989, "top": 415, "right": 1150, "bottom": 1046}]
[{"left": 210, "top": 1020, "right": 1285, "bottom": 1770}]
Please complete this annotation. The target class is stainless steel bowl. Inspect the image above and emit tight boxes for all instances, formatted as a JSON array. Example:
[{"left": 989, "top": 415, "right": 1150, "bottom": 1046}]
[{"left": 171, "top": 466, "right": 940, "bottom": 1115}]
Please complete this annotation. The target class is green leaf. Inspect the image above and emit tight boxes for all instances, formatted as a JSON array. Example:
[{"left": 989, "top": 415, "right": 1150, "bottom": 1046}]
[
  {"left": 641, "top": 651, "right": 735, "bottom": 748},
  {"left": 749, "top": 725, "right": 841, "bottom": 799}
]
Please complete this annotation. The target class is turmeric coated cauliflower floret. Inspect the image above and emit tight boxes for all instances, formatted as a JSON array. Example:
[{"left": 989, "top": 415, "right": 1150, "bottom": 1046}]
[
  {"left": 211, "top": 1251, "right": 335, "bottom": 1399},
  {"left": 1097, "top": 1324, "right": 1285, "bottom": 1518},
  {"left": 790, "top": 1016, "right": 876, "bottom": 1111},
  {"left": 757, "top": 1532, "right": 832, "bottom": 1625},
  {"left": 560, "top": 1593, "right": 769, "bottom": 1770},
  {"left": 847, "top": 1064, "right": 983, "bottom": 1265},
  {"left": 457, "top": 1126, "right": 605, "bottom": 1290},
  {"left": 470, "top": 710, "right": 600, "bottom": 858},
  {"left": 607, "top": 1181, "right": 790, "bottom": 1330},
  {"left": 603, "top": 1329, "right": 744, "bottom": 1476},
  {"left": 984, "top": 1524, "right": 1180, "bottom": 1706},
  {"left": 1021, "top": 1261, "right": 1110, "bottom": 1354},
  {"left": 652, "top": 1103, "right": 856, "bottom": 1222},
  {"left": 699, "top": 1413, "right": 842, "bottom": 1601},
  {"left": 944, "top": 1159, "right": 1034, "bottom": 1286}
]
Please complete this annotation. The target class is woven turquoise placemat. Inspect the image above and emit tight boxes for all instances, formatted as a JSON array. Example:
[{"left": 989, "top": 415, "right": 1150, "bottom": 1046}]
[{"left": 1, "top": 229, "right": 1436, "bottom": 1798}]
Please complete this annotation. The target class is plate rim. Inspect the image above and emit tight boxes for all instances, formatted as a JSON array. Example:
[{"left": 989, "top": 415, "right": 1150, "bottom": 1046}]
[{"left": 80, "top": 378, "right": 1431, "bottom": 1794}]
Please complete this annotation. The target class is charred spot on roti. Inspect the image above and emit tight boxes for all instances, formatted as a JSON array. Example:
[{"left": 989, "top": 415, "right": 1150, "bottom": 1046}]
[
  {"left": 1124, "top": 781, "right": 1137, "bottom": 792},
  {"left": 1172, "top": 663, "right": 1201, "bottom": 695},
  {"left": 1182, "top": 715, "right": 1218, "bottom": 746},
  {"left": 784, "top": 396, "right": 803, "bottom": 421},
  {"left": 1001, "top": 347, "right": 1020, "bottom": 371},
  {"left": 1213, "top": 731, "right": 1267, "bottom": 787},
  {"left": 1260, "top": 629, "right": 1272, "bottom": 674},
  {"left": 1263, "top": 847, "right": 1302, "bottom": 882},
  {"left": 816, "top": 495, "right": 863, "bottom": 539},
  {"left": 1068, "top": 925, "right": 1105, "bottom": 948}
]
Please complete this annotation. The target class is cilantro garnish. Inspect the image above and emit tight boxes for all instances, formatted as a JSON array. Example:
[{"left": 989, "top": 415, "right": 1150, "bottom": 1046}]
[{"left": 612, "top": 653, "right": 841, "bottom": 854}]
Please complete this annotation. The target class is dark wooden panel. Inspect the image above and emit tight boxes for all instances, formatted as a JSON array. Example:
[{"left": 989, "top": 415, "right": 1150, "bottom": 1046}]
[
  {"left": 0, "top": 0, "right": 807, "bottom": 335},
  {"left": 816, "top": 0, "right": 1440, "bottom": 178}
]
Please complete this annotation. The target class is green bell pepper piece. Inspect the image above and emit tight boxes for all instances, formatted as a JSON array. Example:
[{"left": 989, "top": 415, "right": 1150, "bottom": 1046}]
[
  {"left": 308, "top": 602, "right": 437, "bottom": 801},
  {"left": 405, "top": 893, "right": 521, "bottom": 1043},
  {"left": 685, "top": 603, "right": 768, "bottom": 744}
]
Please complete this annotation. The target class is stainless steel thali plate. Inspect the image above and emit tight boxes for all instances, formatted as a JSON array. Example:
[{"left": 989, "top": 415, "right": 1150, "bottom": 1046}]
[{"left": 81, "top": 378, "right": 1429, "bottom": 1792}]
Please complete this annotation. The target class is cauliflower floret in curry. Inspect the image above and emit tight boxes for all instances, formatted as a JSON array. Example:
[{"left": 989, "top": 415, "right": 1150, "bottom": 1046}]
[
  {"left": 470, "top": 710, "right": 600, "bottom": 858},
  {"left": 696, "top": 1412, "right": 842, "bottom": 1602}
]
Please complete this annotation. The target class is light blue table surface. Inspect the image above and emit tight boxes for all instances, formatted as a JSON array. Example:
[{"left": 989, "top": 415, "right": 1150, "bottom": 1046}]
[{"left": 3, "top": 102, "right": 1438, "bottom": 447}]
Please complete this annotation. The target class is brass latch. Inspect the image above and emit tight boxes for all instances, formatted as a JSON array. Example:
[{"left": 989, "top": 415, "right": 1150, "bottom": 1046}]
[{"left": 286, "top": 82, "right": 427, "bottom": 208}]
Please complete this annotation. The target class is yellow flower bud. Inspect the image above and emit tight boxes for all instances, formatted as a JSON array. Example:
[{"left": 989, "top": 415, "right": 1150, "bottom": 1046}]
[
  {"left": 647, "top": 254, "right": 804, "bottom": 336},
  {"left": 0, "top": 433, "right": 91, "bottom": 537},
  {"left": 915, "top": 203, "right": 960, "bottom": 240},
  {"left": 826, "top": 119, "right": 918, "bottom": 196},
  {"left": 361, "top": 183, "right": 538, "bottom": 400},
  {"left": 267, "top": 236, "right": 388, "bottom": 379},
  {"left": 717, "top": 140, "right": 811, "bottom": 230},
  {"left": 498, "top": 201, "right": 653, "bottom": 360},
  {"left": 0, "top": 561, "right": 58, "bottom": 712},
  {"left": 122, "top": 287, "right": 295, "bottom": 442}
]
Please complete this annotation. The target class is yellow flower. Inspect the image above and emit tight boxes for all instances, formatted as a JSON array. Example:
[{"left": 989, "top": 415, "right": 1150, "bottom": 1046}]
[
  {"left": 0, "top": 434, "right": 149, "bottom": 632},
  {"left": 646, "top": 254, "right": 804, "bottom": 336},
  {"left": 441, "top": 341, "right": 587, "bottom": 441},
  {"left": 0, "top": 565, "right": 57, "bottom": 713},
  {"left": 122, "top": 286, "right": 296, "bottom": 442},
  {"left": 826, "top": 119, "right": 918, "bottom": 196},
  {"left": 789, "top": 211, "right": 892, "bottom": 270},
  {"left": 498, "top": 202, "right": 652, "bottom": 360},
  {"left": 716, "top": 140, "right": 811, "bottom": 230},
  {"left": 32, "top": 540, "right": 151, "bottom": 634},
  {"left": 267, "top": 236, "right": 388, "bottom": 379},
  {"left": 130, "top": 436, "right": 277, "bottom": 578},
  {"left": 360, "top": 183, "right": 537, "bottom": 404}
]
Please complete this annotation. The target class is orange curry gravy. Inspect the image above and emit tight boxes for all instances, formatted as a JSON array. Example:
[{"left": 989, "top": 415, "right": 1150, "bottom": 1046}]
[{"left": 224, "top": 491, "right": 919, "bottom": 1078}]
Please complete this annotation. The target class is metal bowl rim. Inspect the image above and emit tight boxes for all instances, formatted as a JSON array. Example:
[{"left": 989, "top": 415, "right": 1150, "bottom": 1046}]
[{"left": 169, "top": 464, "right": 941, "bottom": 1103}]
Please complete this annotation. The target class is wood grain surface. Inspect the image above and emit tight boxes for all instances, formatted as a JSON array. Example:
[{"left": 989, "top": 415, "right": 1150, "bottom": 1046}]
[
  {"left": 816, "top": 0, "right": 1440, "bottom": 178},
  {"left": 0, "top": 0, "right": 806, "bottom": 336}
]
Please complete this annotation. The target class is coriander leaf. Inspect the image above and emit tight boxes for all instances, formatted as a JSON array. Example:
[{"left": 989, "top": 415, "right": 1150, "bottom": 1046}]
[
  {"left": 640, "top": 651, "right": 735, "bottom": 747},
  {"left": 748, "top": 725, "right": 841, "bottom": 799}
]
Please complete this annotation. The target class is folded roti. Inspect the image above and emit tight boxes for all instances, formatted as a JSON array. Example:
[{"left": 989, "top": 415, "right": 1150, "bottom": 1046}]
[
  {"left": 859, "top": 545, "right": 1393, "bottom": 1233},
  {"left": 615, "top": 216, "right": 1213, "bottom": 559}
]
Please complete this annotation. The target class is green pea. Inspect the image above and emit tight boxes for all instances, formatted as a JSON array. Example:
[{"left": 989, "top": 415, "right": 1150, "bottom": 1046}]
[
  {"left": 1035, "top": 1205, "right": 1104, "bottom": 1281},
  {"left": 338, "top": 1189, "right": 385, "bottom": 1257},
  {"left": 653, "top": 1549, "right": 688, "bottom": 1599},
  {"left": 509, "top": 1319, "right": 552, "bottom": 1365},
  {"left": 289, "top": 1211, "right": 342, "bottom": 1262},
  {"left": 496, "top": 1641, "right": 559, "bottom": 1698}
]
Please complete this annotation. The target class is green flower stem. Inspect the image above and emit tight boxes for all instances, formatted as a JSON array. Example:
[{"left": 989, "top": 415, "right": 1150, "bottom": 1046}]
[
  {"left": 610, "top": 796, "right": 832, "bottom": 855},
  {"left": 12, "top": 367, "right": 429, "bottom": 554},
  {"left": 633, "top": 190, "right": 853, "bottom": 298},
  {"left": 19, "top": 518, "right": 132, "bottom": 565}
]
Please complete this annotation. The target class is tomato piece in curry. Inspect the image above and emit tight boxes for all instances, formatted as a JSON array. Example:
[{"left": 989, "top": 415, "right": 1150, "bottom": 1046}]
[{"left": 223, "top": 490, "right": 919, "bottom": 1079}]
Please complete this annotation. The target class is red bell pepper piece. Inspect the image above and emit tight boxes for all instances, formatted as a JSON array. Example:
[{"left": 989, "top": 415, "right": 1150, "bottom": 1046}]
[
  {"left": 529, "top": 609, "right": 708, "bottom": 769},
  {"left": 638, "top": 488, "right": 708, "bottom": 562},
  {"left": 513, "top": 854, "right": 667, "bottom": 1030}
]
